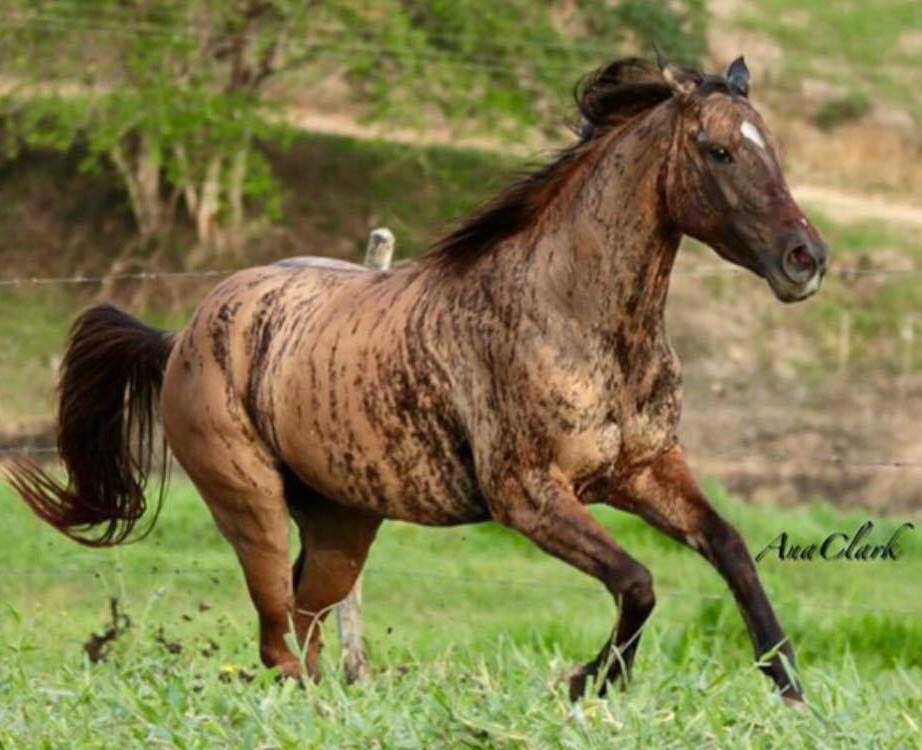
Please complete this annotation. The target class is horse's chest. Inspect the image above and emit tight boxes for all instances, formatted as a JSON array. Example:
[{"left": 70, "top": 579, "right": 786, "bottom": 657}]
[
  {"left": 616, "top": 387, "right": 681, "bottom": 464},
  {"left": 556, "top": 349, "right": 681, "bottom": 493}
]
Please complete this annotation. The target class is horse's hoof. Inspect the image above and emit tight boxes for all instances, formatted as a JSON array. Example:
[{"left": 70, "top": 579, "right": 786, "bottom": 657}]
[
  {"left": 563, "top": 665, "right": 594, "bottom": 702},
  {"left": 270, "top": 658, "right": 307, "bottom": 683},
  {"left": 782, "top": 694, "right": 808, "bottom": 712}
]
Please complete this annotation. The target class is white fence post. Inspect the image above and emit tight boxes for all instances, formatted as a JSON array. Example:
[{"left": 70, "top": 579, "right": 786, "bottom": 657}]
[{"left": 336, "top": 227, "right": 395, "bottom": 683}]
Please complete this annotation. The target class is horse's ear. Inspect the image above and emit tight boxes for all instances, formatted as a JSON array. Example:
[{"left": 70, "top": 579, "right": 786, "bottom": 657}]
[
  {"left": 655, "top": 47, "right": 696, "bottom": 98},
  {"left": 727, "top": 56, "right": 750, "bottom": 97}
]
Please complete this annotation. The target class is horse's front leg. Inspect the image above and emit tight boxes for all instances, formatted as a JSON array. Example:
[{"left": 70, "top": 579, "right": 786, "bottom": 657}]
[
  {"left": 486, "top": 466, "right": 656, "bottom": 701},
  {"left": 615, "top": 443, "right": 803, "bottom": 703}
]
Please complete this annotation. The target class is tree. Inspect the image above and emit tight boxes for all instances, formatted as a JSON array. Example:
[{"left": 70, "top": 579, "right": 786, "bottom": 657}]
[
  {"left": 0, "top": 0, "right": 707, "bottom": 265},
  {"left": 2, "top": 1, "right": 314, "bottom": 262}
]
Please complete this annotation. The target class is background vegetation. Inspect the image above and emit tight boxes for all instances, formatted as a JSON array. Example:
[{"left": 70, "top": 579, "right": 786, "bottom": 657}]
[{"left": 0, "top": 0, "right": 706, "bottom": 262}]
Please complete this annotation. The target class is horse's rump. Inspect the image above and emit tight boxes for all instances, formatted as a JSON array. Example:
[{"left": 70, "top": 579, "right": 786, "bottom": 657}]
[{"left": 164, "top": 263, "right": 486, "bottom": 526}]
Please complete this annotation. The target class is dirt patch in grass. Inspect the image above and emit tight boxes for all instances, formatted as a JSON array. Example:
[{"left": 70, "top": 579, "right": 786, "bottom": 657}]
[{"left": 83, "top": 597, "right": 130, "bottom": 664}]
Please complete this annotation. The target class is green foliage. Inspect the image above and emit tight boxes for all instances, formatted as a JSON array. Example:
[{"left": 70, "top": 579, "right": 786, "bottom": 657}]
[
  {"left": 612, "top": 0, "right": 708, "bottom": 65},
  {"left": 813, "top": 92, "right": 872, "bottom": 131},
  {"left": 0, "top": 478, "right": 919, "bottom": 746},
  {"left": 0, "top": 0, "right": 313, "bottom": 253},
  {"left": 325, "top": 0, "right": 708, "bottom": 137},
  {"left": 736, "top": 0, "right": 922, "bottom": 121},
  {"left": 0, "top": 0, "right": 708, "bottom": 258}
]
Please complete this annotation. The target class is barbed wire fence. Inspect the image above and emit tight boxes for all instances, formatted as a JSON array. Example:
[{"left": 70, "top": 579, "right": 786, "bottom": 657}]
[
  {"left": 0, "top": 4, "right": 905, "bottom": 96},
  {"left": 6, "top": 444, "right": 922, "bottom": 471},
  {"left": 4, "top": 232, "right": 919, "bottom": 675},
  {"left": 0, "top": 279, "right": 918, "bottom": 663},
  {"left": 4, "top": 265, "right": 922, "bottom": 288},
  {"left": 0, "top": 559, "right": 920, "bottom": 619}
]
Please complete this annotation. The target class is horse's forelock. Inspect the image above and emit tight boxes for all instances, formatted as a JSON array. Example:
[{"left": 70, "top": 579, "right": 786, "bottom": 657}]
[{"left": 576, "top": 58, "right": 738, "bottom": 138}]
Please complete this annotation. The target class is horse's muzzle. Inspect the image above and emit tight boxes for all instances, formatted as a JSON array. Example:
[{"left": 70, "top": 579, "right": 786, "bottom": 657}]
[
  {"left": 782, "top": 233, "right": 827, "bottom": 284},
  {"left": 770, "top": 232, "right": 828, "bottom": 302}
]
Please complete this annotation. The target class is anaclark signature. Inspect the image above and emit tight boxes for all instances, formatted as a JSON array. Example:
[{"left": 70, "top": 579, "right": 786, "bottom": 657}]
[{"left": 756, "top": 521, "right": 915, "bottom": 562}]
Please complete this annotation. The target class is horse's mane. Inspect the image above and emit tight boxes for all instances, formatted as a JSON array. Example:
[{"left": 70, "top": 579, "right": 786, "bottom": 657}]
[{"left": 425, "top": 57, "right": 727, "bottom": 273}]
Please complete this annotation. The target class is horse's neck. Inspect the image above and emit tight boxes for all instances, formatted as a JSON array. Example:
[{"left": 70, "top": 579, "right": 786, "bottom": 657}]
[{"left": 520, "top": 113, "right": 680, "bottom": 337}]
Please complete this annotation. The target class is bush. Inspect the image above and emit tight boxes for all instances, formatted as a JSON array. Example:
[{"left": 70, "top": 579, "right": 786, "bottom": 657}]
[{"left": 813, "top": 92, "right": 872, "bottom": 131}]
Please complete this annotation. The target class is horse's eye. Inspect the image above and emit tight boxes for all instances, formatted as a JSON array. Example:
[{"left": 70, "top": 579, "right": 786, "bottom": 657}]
[{"left": 708, "top": 146, "right": 733, "bottom": 164}]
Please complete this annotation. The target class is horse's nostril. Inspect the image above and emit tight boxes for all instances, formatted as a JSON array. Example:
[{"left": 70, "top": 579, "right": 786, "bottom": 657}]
[
  {"left": 787, "top": 245, "right": 815, "bottom": 272},
  {"left": 785, "top": 245, "right": 817, "bottom": 279}
]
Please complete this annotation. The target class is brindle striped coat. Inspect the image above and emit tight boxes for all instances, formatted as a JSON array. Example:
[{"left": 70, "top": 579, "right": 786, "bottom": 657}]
[{"left": 10, "top": 56, "right": 827, "bottom": 705}]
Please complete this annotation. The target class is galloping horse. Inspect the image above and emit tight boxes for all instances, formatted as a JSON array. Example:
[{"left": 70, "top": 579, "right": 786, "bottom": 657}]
[{"left": 9, "top": 56, "right": 827, "bottom": 704}]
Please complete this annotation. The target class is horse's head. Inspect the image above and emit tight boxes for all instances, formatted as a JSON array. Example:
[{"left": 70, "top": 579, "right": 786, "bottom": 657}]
[{"left": 662, "top": 57, "right": 828, "bottom": 302}]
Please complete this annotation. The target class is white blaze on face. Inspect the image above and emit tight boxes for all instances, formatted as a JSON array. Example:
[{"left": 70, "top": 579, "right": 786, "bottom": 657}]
[{"left": 740, "top": 120, "right": 767, "bottom": 150}]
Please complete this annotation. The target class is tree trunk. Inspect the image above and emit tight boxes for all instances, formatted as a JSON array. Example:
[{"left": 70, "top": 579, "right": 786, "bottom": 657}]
[
  {"left": 173, "top": 143, "right": 200, "bottom": 219},
  {"left": 196, "top": 154, "right": 223, "bottom": 249},
  {"left": 227, "top": 142, "right": 249, "bottom": 258},
  {"left": 110, "top": 132, "right": 163, "bottom": 241}
]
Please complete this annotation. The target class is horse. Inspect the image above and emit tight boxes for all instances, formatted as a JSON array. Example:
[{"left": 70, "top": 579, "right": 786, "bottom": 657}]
[{"left": 8, "top": 55, "right": 827, "bottom": 706}]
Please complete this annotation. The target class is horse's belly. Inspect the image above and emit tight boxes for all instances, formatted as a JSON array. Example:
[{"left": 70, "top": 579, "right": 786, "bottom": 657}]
[
  {"left": 286, "top": 443, "right": 488, "bottom": 526},
  {"left": 371, "top": 468, "right": 490, "bottom": 526},
  {"left": 285, "top": 418, "right": 489, "bottom": 526}
]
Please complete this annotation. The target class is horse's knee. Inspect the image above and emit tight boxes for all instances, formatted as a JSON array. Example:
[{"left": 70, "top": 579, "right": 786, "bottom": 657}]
[
  {"left": 607, "top": 563, "right": 655, "bottom": 613},
  {"left": 627, "top": 571, "right": 656, "bottom": 615},
  {"left": 699, "top": 513, "right": 752, "bottom": 568}
]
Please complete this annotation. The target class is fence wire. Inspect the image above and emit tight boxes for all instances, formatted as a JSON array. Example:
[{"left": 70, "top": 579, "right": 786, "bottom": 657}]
[
  {"left": 0, "top": 560, "right": 919, "bottom": 618},
  {"left": 2, "top": 4, "right": 908, "bottom": 93},
  {"left": 4, "top": 444, "right": 922, "bottom": 471},
  {"left": 3, "top": 265, "right": 922, "bottom": 288}
]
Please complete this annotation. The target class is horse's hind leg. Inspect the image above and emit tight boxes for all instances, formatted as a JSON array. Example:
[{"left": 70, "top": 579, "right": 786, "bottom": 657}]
[
  {"left": 167, "top": 433, "right": 301, "bottom": 677},
  {"left": 197, "top": 469, "right": 301, "bottom": 677},
  {"left": 285, "top": 475, "right": 381, "bottom": 680}
]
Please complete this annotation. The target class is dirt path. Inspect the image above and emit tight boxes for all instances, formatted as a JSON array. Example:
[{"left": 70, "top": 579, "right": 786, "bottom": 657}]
[{"left": 791, "top": 185, "right": 922, "bottom": 227}]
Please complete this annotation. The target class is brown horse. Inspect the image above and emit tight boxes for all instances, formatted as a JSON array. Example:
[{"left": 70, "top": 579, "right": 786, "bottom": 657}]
[{"left": 8, "top": 56, "right": 827, "bottom": 705}]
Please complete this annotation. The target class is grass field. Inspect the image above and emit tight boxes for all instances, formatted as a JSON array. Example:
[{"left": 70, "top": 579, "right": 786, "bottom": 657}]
[
  {"left": 0, "top": 478, "right": 919, "bottom": 748},
  {"left": 736, "top": 0, "right": 922, "bottom": 121}
]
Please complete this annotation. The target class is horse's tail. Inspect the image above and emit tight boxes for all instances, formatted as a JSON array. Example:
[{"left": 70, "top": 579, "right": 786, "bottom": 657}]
[{"left": 5, "top": 304, "right": 175, "bottom": 547}]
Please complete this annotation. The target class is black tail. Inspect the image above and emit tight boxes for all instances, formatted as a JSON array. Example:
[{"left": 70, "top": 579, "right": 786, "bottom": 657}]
[{"left": 6, "top": 304, "right": 174, "bottom": 547}]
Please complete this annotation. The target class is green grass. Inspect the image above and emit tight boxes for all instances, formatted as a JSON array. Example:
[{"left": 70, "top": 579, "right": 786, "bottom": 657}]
[
  {"left": 1, "top": 478, "right": 919, "bottom": 747},
  {"left": 0, "top": 287, "right": 195, "bottom": 426},
  {"left": 0, "top": 289, "right": 71, "bottom": 425},
  {"left": 737, "top": 0, "right": 922, "bottom": 121}
]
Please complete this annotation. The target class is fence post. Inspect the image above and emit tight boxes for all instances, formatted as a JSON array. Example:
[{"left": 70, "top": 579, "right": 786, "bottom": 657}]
[{"left": 336, "top": 227, "right": 395, "bottom": 683}]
